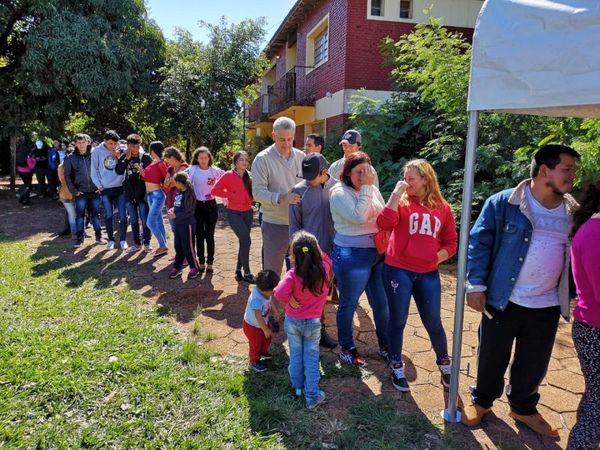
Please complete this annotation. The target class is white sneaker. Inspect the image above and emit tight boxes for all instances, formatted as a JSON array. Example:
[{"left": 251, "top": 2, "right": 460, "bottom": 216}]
[
  {"left": 119, "top": 241, "right": 129, "bottom": 250},
  {"left": 106, "top": 241, "right": 115, "bottom": 250},
  {"left": 127, "top": 244, "right": 139, "bottom": 253},
  {"left": 143, "top": 244, "right": 153, "bottom": 252}
]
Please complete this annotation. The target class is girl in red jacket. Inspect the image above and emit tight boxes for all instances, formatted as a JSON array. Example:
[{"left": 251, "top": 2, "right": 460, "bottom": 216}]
[
  {"left": 377, "top": 159, "right": 457, "bottom": 392},
  {"left": 211, "top": 151, "right": 255, "bottom": 283}
]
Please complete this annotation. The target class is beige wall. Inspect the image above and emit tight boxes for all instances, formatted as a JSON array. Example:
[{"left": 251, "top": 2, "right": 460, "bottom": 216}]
[{"left": 367, "top": 0, "right": 483, "bottom": 28}]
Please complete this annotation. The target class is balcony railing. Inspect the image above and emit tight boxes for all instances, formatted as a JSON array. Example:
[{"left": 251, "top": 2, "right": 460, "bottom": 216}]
[{"left": 247, "top": 66, "right": 315, "bottom": 122}]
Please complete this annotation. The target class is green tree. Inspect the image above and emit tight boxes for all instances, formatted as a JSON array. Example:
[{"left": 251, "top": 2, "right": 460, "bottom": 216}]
[
  {"left": 157, "top": 18, "right": 267, "bottom": 159},
  {"left": 0, "top": 0, "right": 165, "bottom": 185}
]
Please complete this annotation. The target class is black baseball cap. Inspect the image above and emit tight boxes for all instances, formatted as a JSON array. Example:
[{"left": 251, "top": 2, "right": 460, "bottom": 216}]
[
  {"left": 339, "top": 129, "right": 361, "bottom": 145},
  {"left": 301, "top": 153, "right": 329, "bottom": 181}
]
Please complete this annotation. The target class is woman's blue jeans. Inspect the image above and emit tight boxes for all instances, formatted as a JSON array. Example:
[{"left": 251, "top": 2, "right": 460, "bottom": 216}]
[
  {"left": 284, "top": 317, "right": 321, "bottom": 406},
  {"left": 74, "top": 194, "right": 101, "bottom": 239},
  {"left": 146, "top": 190, "right": 167, "bottom": 248},
  {"left": 61, "top": 200, "right": 77, "bottom": 234},
  {"left": 332, "top": 245, "right": 390, "bottom": 351},
  {"left": 382, "top": 264, "right": 448, "bottom": 365}
]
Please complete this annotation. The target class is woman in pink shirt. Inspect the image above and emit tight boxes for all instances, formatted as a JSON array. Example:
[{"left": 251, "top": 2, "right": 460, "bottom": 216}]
[
  {"left": 568, "top": 181, "right": 600, "bottom": 450},
  {"left": 211, "top": 151, "right": 255, "bottom": 283},
  {"left": 273, "top": 231, "right": 331, "bottom": 409}
]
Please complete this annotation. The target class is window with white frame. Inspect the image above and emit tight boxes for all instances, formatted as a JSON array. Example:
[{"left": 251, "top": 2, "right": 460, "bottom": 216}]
[
  {"left": 371, "top": 0, "right": 383, "bottom": 16},
  {"left": 400, "top": 0, "right": 412, "bottom": 19},
  {"left": 306, "top": 15, "right": 329, "bottom": 72}
]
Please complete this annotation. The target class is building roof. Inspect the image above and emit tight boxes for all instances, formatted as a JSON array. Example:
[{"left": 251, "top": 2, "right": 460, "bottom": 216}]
[{"left": 265, "top": 0, "right": 319, "bottom": 59}]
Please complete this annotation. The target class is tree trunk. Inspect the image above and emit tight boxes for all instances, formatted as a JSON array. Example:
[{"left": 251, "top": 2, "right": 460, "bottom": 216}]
[
  {"left": 9, "top": 134, "right": 17, "bottom": 190},
  {"left": 185, "top": 137, "right": 191, "bottom": 162}
]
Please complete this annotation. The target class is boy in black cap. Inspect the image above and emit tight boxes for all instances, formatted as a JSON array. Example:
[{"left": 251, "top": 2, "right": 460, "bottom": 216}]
[
  {"left": 289, "top": 153, "right": 338, "bottom": 348},
  {"left": 329, "top": 129, "right": 379, "bottom": 188}
]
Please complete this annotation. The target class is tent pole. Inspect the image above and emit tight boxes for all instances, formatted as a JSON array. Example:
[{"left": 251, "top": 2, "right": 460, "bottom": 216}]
[{"left": 442, "top": 110, "right": 479, "bottom": 423}]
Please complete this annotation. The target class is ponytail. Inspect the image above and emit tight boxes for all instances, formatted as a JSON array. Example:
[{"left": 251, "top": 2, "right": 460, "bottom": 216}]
[{"left": 290, "top": 231, "right": 327, "bottom": 296}]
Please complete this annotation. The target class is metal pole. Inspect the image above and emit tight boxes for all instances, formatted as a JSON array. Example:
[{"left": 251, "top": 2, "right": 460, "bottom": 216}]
[{"left": 442, "top": 110, "right": 479, "bottom": 423}]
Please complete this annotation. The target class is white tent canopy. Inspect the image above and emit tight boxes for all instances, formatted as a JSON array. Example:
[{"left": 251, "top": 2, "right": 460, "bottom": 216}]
[
  {"left": 444, "top": 0, "right": 600, "bottom": 422},
  {"left": 467, "top": 0, "right": 600, "bottom": 118}
]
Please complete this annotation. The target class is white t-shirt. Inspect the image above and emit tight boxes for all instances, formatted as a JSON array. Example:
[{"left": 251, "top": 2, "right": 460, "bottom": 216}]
[
  {"left": 510, "top": 187, "right": 569, "bottom": 308},
  {"left": 187, "top": 165, "right": 225, "bottom": 201},
  {"left": 243, "top": 287, "right": 271, "bottom": 328}
]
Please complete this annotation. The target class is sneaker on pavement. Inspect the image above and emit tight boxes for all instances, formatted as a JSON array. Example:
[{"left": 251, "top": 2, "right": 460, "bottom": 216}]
[
  {"left": 168, "top": 268, "right": 182, "bottom": 279},
  {"left": 73, "top": 238, "right": 84, "bottom": 248},
  {"left": 438, "top": 356, "right": 452, "bottom": 389},
  {"left": 243, "top": 273, "right": 256, "bottom": 284},
  {"left": 306, "top": 390, "right": 326, "bottom": 409},
  {"left": 260, "top": 352, "right": 272, "bottom": 360},
  {"left": 96, "top": 236, "right": 107, "bottom": 245},
  {"left": 250, "top": 361, "right": 267, "bottom": 373},
  {"left": 339, "top": 347, "right": 367, "bottom": 367},
  {"left": 461, "top": 402, "right": 492, "bottom": 427},
  {"left": 106, "top": 241, "right": 115, "bottom": 250},
  {"left": 509, "top": 411, "right": 559, "bottom": 438},
  {"left": 153, "top": 246, "right": 168, "bottom": 257},
  {"left": 127, "top": 244, "right": 139, "bottom": 253},
  {"left": 119, "top": 241, "right": 128, "bottom": 250},
  {"left": 390, "top": 363, "right": 410, "bottom": 392},
  {"left": 188, "top": 268, "right": 200, "bottom": 280},
  {"left": 143, "top": 244, "right": 153, "bottom": 252}
]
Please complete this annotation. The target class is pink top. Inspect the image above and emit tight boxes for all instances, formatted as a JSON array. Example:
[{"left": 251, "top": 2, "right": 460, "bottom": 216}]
[
  {"left": 273, "top": 253, "right": 332, "bottom": 319},
  {"left": 571, "top": 217, "right": 600, "bottom": 328}
]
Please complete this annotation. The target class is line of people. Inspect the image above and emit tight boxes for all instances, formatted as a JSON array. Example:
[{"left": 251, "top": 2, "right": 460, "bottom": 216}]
[{"left": 24, "top": 119, "right": 598, "bottom": 446}]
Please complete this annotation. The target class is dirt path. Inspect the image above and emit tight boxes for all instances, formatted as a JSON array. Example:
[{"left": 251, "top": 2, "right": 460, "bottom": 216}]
[{"left": 0, "top": 188, "right": 583, "bottom": 449}]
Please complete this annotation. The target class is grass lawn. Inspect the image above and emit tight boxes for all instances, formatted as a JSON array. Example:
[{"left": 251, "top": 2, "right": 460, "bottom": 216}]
[{"left": 0, "top": 235, "right": 463, "bottom": 449}]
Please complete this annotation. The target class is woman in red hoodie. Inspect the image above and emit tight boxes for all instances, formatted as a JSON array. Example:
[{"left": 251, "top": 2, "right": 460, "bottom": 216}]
[
  {"left": 377, "top": 159, "right": 457, "bottom": 393},
  {"left": 211, "top": 151, "right": 255, "bottom": 283}
]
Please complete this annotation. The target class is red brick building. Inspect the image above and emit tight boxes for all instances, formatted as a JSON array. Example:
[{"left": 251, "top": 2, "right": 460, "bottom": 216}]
[{"left": 246, "top": 0, "right": 481, "bottom": 148}]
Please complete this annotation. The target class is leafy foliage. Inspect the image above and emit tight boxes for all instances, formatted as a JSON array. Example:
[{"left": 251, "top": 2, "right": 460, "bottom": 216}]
[{"left": 157, "top": 18, "right": 267, "bottom": 156}]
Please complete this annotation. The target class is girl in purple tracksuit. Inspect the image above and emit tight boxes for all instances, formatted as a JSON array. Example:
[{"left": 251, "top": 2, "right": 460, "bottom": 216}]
[{"left": 167, "top": 173, "right": 200, "bottom": 280}]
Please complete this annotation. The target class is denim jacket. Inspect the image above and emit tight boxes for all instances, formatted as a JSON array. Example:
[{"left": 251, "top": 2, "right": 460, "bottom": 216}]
[{"left": 467, "top": 179, "right": 577, "bottom": 320}]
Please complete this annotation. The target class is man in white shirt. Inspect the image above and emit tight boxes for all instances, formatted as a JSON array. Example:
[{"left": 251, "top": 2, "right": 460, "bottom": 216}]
[
  {"left": 329, "top": 129, "right": 379, "bottom": 188},
  {"left": 463, "top": 144, "right": 580, "bottom": 437},
  {"left": 252, "top": 117, "right": 304, "bottom": 276}
]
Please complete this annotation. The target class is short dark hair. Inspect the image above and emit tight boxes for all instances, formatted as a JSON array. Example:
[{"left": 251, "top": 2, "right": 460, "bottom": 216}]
[
  {"left": 341, "top": 151, "right": 371, "bottom": 189},
  {"left": 255, "top": 270, "right": 280, "bottom": 291},
  {"left": 126, "top": 134, "right": 142, "bottom": 145},
  {"left": 531, "top": 144, "right": 580, "bottom": 178},
  {"left": 191, "top": 146, "right": 214, "bottom": 166},
  {"left": 149, "top": 141, "right": 165, "bottom": 159},
  {"left": 104, "top": 130, "right": 120, "bottom": 142},
  {"left": 307, "top": 133, "right": 324, "bottom": 150}
]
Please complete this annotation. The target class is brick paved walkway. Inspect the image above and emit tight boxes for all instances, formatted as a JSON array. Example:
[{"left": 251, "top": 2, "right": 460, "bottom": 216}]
[{"left": 1, "top": 192, "right": 583, "bottom": 449}]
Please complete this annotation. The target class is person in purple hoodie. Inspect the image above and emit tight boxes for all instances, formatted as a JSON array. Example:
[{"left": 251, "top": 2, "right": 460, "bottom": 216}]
[{"left": 568, "top": 180, "right": 600, "bottom": 450}]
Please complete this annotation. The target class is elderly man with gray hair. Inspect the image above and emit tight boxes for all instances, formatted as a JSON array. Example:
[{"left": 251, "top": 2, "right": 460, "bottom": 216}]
[{"left": 252, "top": 117, "right": 304, "bottom": 276}]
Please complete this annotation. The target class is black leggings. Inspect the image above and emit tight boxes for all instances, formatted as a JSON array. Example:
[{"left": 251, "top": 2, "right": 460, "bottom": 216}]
[{"left": 194, "top": 200, "right": 218, "bottom": 265}]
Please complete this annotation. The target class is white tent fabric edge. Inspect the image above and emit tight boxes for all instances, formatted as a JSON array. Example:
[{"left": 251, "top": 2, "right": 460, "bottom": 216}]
[{"left": 444, "top": 0, "right": 600, "bottom": 422}]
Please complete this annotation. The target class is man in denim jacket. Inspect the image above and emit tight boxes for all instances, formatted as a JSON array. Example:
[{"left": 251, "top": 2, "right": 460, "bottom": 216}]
[{"left": 462, "top": 145, "right": 579, "bottom": 437}]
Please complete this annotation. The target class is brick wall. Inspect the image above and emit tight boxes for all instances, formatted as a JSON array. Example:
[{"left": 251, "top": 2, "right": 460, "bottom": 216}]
[
  {"left": 345, "top": 0, "right": 474, "bottom": 90},
  {"left": 325, "top": 113, "right": 349, "bottom": 144},
  {"left": 295, "top": 0, "right": 348, "bottom": 102},
  {"left": 294, "top": 125, "right": 305, "bottom": 148}
]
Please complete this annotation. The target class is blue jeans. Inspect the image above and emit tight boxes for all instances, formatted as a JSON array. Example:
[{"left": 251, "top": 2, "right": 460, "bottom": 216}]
[
  {"left": 126, "top": 199, "right": 151, "bottom": 246},
  {"left": 382, "top": 264, "right": 448, "bottom": 364},
  {"left": 146, "top": 189, "right": 167, "bottom": 248},
  {"left": 101, "top": 187, "right": 128, "bottom": 242},
  {"left": 284, "top": 317, "right": 321, "bottom": 406},
  {"left": 61, "top": 200, "right": 77, "bottom": 234},
  {"left": 332, "top": 245, "right": 390, "bottom": 351},
  {"left": 74, "top": 194, "right": 101, "bottom": 239}
]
